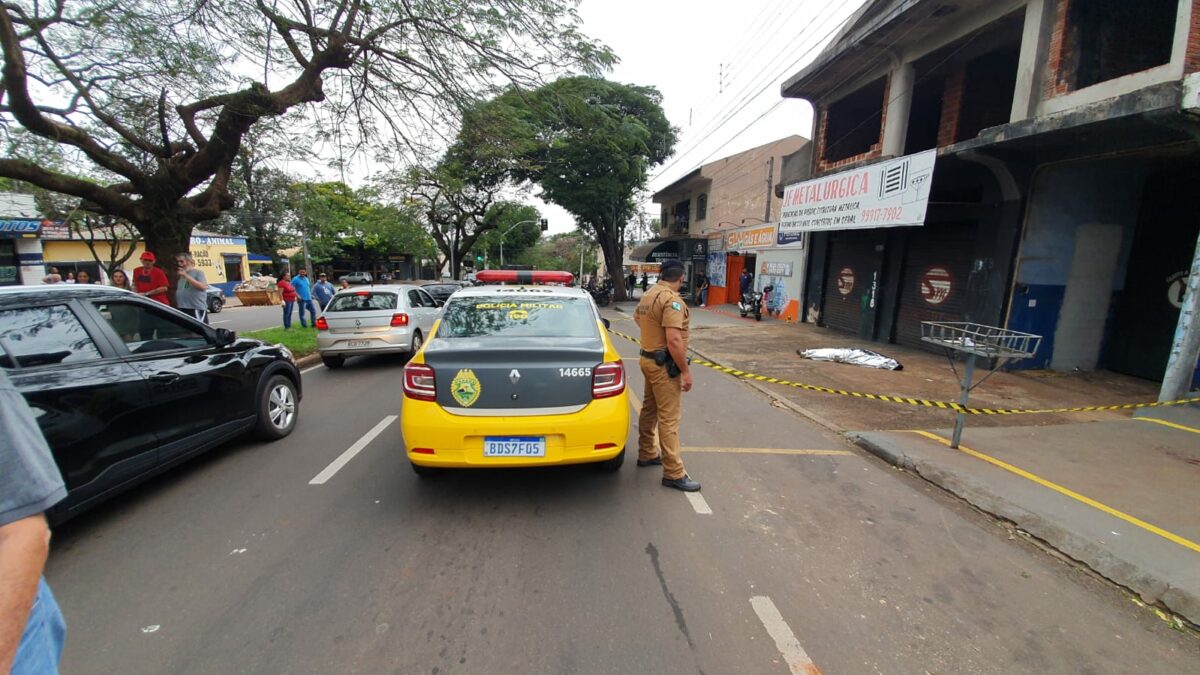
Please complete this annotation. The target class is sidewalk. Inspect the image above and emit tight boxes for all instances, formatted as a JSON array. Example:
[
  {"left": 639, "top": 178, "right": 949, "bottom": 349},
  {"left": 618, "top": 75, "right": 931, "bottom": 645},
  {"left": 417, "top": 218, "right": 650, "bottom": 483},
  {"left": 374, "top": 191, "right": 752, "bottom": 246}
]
[
  {"left": 610, "top": 307, "right": 1200, "bottom": 625},
  {"left": 852, "top": 415, "right": 1200, "bottom": 625}
]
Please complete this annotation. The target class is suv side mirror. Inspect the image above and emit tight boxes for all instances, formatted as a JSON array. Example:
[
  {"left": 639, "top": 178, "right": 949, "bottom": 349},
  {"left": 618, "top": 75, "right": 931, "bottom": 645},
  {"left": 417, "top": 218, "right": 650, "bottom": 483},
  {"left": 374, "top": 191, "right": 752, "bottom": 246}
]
[
  {"left": 215, "top": 328, "right": 237, "bottom": 346},
  {"left": 601, "top": 317, "right": 611, "bottom": 330}
]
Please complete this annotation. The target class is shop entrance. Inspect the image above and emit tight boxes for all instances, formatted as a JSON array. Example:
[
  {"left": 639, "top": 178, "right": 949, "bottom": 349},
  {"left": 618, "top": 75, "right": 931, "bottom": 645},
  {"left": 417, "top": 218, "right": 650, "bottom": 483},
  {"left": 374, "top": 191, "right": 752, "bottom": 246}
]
[{"left": 1104, "top": 169, "right": 1200, "bottom": 381}]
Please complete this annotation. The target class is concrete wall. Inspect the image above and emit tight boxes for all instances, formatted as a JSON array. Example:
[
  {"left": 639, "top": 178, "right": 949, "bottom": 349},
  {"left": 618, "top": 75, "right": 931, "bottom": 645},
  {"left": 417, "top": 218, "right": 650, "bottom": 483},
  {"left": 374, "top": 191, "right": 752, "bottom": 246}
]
[{"left": 1007, "top": 161, "right": 1146, "bottom": 369}]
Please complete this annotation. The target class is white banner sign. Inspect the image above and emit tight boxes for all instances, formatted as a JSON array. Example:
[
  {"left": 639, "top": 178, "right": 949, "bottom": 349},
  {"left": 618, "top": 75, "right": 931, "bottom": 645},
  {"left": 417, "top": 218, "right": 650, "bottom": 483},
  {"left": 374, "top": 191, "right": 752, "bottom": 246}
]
[{"left": 778, "top": 149, "right": 936, "bottom": 237}]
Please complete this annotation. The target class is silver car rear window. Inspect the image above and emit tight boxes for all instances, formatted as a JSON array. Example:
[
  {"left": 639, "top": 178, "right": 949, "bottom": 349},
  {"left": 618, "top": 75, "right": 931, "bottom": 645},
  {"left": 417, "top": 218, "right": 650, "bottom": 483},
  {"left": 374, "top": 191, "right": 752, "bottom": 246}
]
[
  {"left": 440, "top": 295, "right": 596, "bottom": 338},
  {"left": 326, "top": 292, "right": 398, "bottom": 312}
]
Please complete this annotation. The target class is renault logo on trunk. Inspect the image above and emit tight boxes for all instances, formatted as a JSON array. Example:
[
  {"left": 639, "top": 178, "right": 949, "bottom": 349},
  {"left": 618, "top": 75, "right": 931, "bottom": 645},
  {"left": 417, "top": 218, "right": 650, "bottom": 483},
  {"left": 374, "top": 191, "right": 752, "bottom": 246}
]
[{"left": 509, "top": 369, "right": 521, "bottom": 384}]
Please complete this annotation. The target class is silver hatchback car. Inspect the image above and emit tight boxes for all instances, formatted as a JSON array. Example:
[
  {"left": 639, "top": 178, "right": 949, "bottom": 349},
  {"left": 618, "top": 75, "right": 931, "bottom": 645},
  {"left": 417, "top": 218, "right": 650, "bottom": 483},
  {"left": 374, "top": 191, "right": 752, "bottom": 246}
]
[{"left": 316, "top": 285, "right": 441, "bottom": 368}]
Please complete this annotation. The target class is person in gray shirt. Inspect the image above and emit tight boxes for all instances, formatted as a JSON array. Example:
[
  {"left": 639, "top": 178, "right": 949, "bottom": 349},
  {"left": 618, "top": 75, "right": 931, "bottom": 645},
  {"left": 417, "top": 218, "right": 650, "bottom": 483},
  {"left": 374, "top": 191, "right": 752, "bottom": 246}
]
[
  {"left": 175, "top": 252, "right": 210, "bottom": 323},
  {"left": 0, "top": 368, "right": 67, "bottom": 674}
]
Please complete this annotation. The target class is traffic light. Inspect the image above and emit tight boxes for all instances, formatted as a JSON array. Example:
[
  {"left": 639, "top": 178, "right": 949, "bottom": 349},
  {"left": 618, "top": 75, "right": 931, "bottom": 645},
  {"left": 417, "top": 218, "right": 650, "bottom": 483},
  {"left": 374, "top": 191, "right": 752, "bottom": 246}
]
[{"left": 539, "top": 218, "right": 548, "bottom": 231}]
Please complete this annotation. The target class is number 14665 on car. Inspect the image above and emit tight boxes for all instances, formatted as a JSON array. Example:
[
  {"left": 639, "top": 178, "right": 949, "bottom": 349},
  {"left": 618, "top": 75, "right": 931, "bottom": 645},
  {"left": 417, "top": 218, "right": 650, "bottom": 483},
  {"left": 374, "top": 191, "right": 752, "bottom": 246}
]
[{"left": 560, "top": 367, "right": 592, "bottom": 377}]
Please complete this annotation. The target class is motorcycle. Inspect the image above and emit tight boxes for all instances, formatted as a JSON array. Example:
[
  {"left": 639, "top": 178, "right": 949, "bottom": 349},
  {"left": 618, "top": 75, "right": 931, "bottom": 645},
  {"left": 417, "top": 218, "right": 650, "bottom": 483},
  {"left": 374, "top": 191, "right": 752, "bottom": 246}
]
[
  {"left": 587, "top": 286, "right": 612, "bottom": 307},
  {"left": 738, "top": 285, "right": 773, "bottom": 321}
]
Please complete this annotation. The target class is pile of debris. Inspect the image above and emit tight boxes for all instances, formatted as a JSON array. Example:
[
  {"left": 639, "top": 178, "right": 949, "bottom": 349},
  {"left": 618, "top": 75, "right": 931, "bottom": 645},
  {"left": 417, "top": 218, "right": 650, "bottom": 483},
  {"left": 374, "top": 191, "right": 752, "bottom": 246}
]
[{"left": 234, "top": 276, "right": 277, "bottom": 292}]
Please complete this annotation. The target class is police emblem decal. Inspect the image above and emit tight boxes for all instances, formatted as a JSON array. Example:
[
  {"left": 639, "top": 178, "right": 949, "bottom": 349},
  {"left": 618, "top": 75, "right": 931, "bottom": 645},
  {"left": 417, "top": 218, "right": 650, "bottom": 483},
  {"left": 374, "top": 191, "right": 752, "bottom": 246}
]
[
  {"left": 451, "top": 369, "right": 482, "bottom": 407},
  {"left": 670, "top": 301, "right": 682, "bottom": 310}
]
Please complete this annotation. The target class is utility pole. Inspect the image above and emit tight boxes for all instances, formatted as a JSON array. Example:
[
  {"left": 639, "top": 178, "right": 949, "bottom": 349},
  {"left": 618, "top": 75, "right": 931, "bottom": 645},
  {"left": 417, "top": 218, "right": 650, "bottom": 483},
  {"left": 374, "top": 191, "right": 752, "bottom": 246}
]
[
  {"left": 764, "top": 157, "right": 775, "bottom": 223},
  {"left": 1160, "top": 227, "right": 1200, "bottom": 401}
]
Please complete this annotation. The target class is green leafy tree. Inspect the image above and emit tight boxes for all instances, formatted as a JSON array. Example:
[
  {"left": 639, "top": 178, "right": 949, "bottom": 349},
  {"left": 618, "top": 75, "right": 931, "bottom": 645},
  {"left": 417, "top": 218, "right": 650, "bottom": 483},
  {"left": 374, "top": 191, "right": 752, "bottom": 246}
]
[
  {"left": 470, "top": 202, "right": 542, "bottom": 267},
  {"left": 451, "top": 77, "right": 676, "bottom": 299},
  {"left": 0, "top": 0, "right": 612, "bottom": 296},
  {"left": 516, "top": 231, "right": 598, "bottom": 277}
]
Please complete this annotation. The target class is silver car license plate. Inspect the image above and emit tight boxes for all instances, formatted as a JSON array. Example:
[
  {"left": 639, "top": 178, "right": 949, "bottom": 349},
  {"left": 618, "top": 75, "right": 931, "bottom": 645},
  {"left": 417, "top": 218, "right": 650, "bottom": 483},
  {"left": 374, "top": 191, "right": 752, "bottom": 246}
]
[
  {"left": 347, "top": 340, "right": 371, "bottom": 348},
  {"left": 483, "top": 437, "right": 546, "bottom": 457}
]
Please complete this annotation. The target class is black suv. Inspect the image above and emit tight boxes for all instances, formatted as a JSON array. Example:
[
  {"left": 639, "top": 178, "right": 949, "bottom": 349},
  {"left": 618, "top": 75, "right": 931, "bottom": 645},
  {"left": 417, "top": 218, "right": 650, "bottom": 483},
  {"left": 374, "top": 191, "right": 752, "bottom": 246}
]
[{"left": 0, "top": 285, "right": 302, "bottom": 523}]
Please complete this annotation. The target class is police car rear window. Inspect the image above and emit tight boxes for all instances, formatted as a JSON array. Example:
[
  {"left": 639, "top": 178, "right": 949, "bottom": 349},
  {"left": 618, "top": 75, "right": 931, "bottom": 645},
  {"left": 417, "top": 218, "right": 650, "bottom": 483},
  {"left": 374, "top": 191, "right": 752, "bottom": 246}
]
[
  {"left": 440, "top": 296, "right": 597, "bottom": 338},
  {"left": 326, "top": 292, "right": 398, "bottom": 312}
]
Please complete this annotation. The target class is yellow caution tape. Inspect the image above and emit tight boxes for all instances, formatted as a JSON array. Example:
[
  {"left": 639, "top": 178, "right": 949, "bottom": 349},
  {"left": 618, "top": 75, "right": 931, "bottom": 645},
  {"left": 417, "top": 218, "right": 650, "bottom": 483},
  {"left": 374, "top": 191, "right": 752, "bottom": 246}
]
[{"left": 608, "top": 330, "right": 1198, "bottom": 416}]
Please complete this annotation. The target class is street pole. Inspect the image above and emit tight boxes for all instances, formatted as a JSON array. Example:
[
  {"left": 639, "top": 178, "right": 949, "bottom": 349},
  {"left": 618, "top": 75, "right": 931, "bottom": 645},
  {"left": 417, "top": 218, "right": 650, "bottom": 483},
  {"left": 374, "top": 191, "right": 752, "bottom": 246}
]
[
  {"left": 764, "top": 157, "right": 775, "bottom": 223},
  {"left": 301, "top": 235, "right": 313, "bottom": 280},
  {"left": 1160, "top": 227, "right": 1200, "bottom": 401},
  {"left": 499, "top": 219, "right": 538, "bottom": 269}
]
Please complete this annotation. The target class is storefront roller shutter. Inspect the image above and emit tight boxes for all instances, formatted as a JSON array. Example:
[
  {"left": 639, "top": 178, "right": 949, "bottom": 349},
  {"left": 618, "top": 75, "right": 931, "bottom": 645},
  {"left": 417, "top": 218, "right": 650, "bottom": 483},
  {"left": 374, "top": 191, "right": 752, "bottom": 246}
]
[
  {"left": 822, "top": 230, "right": 878, "bottom": 335},
  {"left": 894, "top": 222, "right": 979, "bottom": 350}
]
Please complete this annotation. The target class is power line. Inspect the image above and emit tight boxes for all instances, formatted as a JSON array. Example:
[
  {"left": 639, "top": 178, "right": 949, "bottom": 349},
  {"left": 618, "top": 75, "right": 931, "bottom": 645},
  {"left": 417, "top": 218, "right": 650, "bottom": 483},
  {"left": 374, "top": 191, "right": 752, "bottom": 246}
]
[{"left": 652, "top": 2, "right": 858, "bottom": 185}]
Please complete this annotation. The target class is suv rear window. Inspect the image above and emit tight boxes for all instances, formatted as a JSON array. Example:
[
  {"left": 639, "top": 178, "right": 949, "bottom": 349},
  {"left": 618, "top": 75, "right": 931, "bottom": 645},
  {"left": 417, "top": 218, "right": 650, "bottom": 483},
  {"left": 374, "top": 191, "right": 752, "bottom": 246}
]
[
  {"left": 326, "top": 292, "right": 398, "bottom": 312},
  {"left": 439, "top": 296, "right": 597, "bottom": 338}
]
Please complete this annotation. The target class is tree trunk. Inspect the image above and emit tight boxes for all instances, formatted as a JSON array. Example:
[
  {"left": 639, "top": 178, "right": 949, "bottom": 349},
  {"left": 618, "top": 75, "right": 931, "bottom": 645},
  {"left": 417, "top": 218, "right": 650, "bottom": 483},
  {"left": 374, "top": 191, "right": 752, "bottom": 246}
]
[
  {"left": 137, "top": 217, "right": 193, "bottom": 307},
  {"left": 597, "top": 230, "right": 628, "bottom": 301}
]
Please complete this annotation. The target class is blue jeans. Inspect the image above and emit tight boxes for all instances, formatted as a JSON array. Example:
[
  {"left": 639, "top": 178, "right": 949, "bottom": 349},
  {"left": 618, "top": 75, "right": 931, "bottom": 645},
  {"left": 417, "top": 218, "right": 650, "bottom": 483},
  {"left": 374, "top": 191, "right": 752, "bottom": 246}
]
[
  {"left": 12, "top": 578, "right": 66, "bottom": 675},
  {"left": 699, "top": 288, "right": 708, "bottom": 306},
  {"left": 297, "top": 299, "right": 316, "bottom": 327},
  {"left": 282, "top": 301, "right": 294, "bottom": 329}
]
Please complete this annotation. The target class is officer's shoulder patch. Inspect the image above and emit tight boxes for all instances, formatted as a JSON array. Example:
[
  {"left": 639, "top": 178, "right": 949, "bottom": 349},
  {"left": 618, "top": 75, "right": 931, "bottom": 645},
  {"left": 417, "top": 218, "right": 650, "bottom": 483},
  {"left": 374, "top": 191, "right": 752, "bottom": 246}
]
[{"left": 670, "top": 301, "right": 682, "bottom": 311}]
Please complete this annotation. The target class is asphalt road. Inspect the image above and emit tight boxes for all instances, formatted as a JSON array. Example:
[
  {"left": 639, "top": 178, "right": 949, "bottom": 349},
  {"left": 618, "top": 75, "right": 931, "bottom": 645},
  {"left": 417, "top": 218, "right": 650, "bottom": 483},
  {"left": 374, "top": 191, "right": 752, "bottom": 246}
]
[
  {"left": 45, "top": 311, "right": 1199, "bottom": 674},
  {"left": 209, "top": 303, "right": 296, "bottom": 333}
]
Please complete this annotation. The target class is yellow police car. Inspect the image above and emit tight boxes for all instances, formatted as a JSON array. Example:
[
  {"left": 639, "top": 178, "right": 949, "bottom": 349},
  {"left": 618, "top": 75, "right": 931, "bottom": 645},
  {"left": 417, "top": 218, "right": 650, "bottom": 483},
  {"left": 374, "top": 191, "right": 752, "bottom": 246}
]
[{"left": 400, "top": 270, "right": 629, "bottom": 475}]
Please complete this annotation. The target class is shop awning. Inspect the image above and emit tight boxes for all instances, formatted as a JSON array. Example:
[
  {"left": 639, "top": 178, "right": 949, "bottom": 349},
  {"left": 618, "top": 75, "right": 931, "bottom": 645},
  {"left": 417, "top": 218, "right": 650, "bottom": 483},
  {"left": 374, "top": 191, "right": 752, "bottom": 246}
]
[
  {"left": 247, "top": 253, "right": 273, "bottom": 263},
  {"left": 631, "top": 238, "right": 681, "bottom": 262}
]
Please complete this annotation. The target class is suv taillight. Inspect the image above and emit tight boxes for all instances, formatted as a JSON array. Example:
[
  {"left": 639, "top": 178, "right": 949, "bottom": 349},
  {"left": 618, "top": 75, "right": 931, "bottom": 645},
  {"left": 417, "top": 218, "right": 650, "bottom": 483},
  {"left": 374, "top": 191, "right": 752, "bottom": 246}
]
[
  {"left": 592, "top": 361, "right": 625, "bottom": 399},
  {"left": 391, "top": 313, "right": 410, "bottom": 327},
  {"left": 403, "top": 363, "right": 436, "bottom": 401},
  {"left": 315, "top": 316, "right": 329, "bottom": 330}
]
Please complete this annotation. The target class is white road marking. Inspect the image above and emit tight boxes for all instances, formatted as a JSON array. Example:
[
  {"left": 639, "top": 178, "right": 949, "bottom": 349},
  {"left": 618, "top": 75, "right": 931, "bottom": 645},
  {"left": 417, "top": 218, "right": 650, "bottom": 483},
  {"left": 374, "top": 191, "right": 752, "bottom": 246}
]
[
  {"left": 309, "top": 415, "right": 397, "bottom": 485},
  {"left": 210, "top": 320, "right": 230, "bottom": 324},
  {"left": 300, "top": 363, "right": 323, "bottom": 374},
  {"left": 685, "top": 492, "right": 712, "bottom": 515},
  {"left": 750, "top": 596, "right": 820, "bottom": 675}
]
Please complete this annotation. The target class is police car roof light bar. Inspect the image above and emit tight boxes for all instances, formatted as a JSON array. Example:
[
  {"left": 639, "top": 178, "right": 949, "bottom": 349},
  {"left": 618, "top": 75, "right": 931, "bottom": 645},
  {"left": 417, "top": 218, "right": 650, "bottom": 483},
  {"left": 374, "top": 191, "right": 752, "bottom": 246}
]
[{"left": 475, "top": 270, "right": 575, "bottom": 285}]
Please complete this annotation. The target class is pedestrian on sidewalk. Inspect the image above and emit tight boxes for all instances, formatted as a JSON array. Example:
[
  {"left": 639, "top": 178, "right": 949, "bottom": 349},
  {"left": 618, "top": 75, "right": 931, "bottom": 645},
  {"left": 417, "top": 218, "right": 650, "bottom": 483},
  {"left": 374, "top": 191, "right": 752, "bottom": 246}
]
[
  {"left": 134, "top": 252, "right": 170, "bottom": 305},
  {"left": 627, "top": 271, "right": 637, "bottom": 298},
  {"left": 312, "top": 273, "right": 335, "bottom": 311},
  {"left": 174, "top": 253, "right": 210, "bottom": 323},
  {"left": 0, "top": 368, "right": 68, "bottom": 674},
  {"left": 697, "top": 274, "right": 710, "bottom": 307},
  {"left": 292, "top": 268, "right": 315, "bottom": 328},
  {"left": 634, "top": 259, "right": 700, "bottom": 492},
  {"left": 640, "top": 273, "right": 648, "bottom": 294},
  {"left": 277, "top": 271, "right": 297, "bottom": 329},
  {"left": 739, "top": 268, "right": 753, "bottom": 302}
]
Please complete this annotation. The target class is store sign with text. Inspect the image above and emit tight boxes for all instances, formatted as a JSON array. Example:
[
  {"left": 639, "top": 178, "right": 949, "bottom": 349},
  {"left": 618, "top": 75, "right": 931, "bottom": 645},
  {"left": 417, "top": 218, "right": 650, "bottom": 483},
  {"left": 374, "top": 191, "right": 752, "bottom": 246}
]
[
  {"left": 778, "top": 149, "right": 936, "bottom": 238},
  {"left": 725, "top": 223, "right": 777, "bottom": 252}
]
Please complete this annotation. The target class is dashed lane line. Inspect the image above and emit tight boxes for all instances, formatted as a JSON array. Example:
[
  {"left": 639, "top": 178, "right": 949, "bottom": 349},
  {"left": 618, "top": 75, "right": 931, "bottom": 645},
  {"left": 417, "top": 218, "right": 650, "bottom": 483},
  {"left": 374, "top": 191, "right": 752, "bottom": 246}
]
[
  {"left": 749, "top": 596, "right": 821, "bottom": 675},
  {"left": 309, "top": 415, "right": 397, "bottom": 485},
  {"left": 685, "top": 492, "right": 713, "bottom": 515}
]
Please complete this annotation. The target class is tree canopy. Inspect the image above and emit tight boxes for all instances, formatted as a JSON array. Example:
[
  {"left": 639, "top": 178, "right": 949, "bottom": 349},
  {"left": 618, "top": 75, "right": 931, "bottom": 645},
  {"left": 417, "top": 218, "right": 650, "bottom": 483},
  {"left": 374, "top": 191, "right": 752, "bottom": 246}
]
[
  {"left": 0, "top": 0, "right": 612, "bottom": 286},
  {"left": 449, "top": 76, "right": 676, "bottom": 297}
]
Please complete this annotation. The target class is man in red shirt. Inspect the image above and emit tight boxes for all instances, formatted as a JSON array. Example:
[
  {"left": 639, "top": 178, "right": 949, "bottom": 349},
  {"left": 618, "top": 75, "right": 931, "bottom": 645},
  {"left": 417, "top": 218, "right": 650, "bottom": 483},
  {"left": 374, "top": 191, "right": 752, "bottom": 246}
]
[{"left": 133, "top": 251, "right": 170, "bottom": 305}]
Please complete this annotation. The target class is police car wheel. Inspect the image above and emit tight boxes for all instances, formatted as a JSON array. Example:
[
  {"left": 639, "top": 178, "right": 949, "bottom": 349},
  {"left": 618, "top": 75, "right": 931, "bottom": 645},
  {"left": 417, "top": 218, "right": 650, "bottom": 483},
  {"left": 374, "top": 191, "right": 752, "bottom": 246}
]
[
  {"left": 411, "top": 461, "right": 439, "bottom": 477},
  {"left": 596, "top": 448, "right": 625, "bottom": 472}
]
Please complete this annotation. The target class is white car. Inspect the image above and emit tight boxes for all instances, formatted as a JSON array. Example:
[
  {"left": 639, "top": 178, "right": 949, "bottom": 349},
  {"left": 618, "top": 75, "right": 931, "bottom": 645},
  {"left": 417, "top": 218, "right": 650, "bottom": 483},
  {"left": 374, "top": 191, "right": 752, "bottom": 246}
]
[{"left": 316, "top": 285, "right": 440, "bottom": 368}]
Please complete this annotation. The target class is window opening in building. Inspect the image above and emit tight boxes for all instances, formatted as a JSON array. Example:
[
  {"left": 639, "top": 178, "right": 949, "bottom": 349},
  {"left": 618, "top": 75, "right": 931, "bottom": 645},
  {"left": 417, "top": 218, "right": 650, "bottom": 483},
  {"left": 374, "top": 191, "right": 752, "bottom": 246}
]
[
  {"left": 1068, "top": 0, "right": 1176, "bottom": 90},
  {"left": 223, "top": 255, "right": 244, "bottom": 282},
  {"left": 904, "top": 78, "right": 944, "bottom": 154},
  {"left": 823, "top": 77, "right": 886, "bottom": 163},
  {"left": 672, "top": 199, "right": 690, "bottom": 235},
  {"left": 696, "top": 193, "right": 708, "bottom": 221},
  {"left": 956, "top": 47, "right": 1020, "bottom": 143}
]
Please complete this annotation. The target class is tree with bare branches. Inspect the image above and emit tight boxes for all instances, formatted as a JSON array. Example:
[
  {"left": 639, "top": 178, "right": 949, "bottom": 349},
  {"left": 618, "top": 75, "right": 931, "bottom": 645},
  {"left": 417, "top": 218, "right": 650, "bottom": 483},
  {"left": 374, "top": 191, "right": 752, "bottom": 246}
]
[{"left": 0, "top": 0, "right": 611, "bottom": 293}]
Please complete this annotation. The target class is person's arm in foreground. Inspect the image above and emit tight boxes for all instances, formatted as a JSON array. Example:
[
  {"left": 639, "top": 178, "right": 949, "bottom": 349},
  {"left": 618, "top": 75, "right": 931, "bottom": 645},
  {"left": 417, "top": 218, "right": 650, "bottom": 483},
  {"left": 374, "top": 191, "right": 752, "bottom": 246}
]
[{"left": 0, "top": 515, "right": 51, "bottom": 673}]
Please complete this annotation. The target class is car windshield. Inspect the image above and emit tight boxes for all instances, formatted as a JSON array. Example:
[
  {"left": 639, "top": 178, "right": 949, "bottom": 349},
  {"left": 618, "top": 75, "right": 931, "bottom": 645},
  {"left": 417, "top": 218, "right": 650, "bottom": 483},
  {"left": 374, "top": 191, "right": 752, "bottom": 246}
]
[
  {"left": 439, "top": 295, "right": 597, "bottom": 338},
  {"left": 326, "top": 292, "right": 397, "bottom": 312},
  {"left": 424, "top": 285, "right": 458, "bottom": 297}
]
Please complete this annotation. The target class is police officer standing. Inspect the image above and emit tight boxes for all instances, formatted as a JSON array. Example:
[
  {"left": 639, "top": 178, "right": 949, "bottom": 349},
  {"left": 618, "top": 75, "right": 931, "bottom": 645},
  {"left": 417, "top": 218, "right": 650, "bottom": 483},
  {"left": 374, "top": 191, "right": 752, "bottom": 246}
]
[{"left": 634, "top": 259, "right": 701, "bottom": 492}]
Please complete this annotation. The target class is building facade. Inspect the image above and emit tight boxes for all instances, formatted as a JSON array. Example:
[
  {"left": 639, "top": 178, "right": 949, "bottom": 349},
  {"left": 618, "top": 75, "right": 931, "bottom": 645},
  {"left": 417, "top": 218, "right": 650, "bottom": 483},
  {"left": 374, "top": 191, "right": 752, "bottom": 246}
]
[
  {"left": 638, "top": 136, "right": 809, "bottom": 309},
  {"left": 780, "top": 0, "right": 1200, "bottom": 388}
]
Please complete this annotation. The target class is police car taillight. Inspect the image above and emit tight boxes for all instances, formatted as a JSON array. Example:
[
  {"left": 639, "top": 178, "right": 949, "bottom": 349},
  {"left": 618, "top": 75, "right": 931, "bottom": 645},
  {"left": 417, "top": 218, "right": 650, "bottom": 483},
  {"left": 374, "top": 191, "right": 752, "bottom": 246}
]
[
  {"left": 592, "top": 361, "right": 625, "bottom": 399},
  {"left": 403, "top": 363, "right": 436, "bottom": 401},
  {"left": 474, "top": 270, "right": 575, "bottom": 285}
]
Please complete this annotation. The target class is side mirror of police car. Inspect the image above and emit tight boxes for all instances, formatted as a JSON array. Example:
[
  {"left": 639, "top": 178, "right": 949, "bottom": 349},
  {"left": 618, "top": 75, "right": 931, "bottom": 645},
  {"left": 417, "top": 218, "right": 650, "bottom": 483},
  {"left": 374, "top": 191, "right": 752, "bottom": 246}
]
[
  {"left": 601, "top": 318, "right": 611, "bottom": 330},
  {"left": 215, "top": 328, "right": 237, "bottom": 346}
]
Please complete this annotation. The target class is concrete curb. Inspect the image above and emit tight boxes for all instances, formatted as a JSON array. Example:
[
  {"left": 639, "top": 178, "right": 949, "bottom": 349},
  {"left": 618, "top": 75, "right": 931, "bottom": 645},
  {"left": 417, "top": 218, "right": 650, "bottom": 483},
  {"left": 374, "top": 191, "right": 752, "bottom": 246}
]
[
  {"left": 849, "top": 432, "right": 1199, "bottom": 627},
  {"left": 295, "top": 353, "right": 322, "bottom": 369}
]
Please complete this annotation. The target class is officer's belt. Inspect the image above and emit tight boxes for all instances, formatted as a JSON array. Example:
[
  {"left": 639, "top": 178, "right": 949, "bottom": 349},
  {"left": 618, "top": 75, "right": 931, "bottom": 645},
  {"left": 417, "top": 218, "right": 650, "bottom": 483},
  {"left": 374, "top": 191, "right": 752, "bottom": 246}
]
[{"left": 639, "top": 349, "right": 664, "bottom": 359}]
